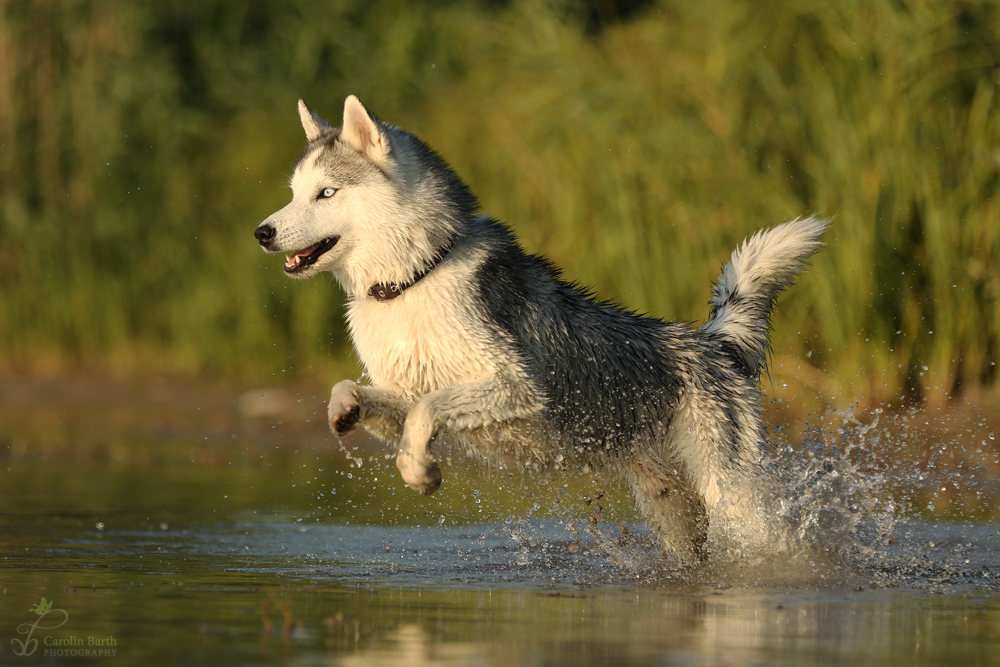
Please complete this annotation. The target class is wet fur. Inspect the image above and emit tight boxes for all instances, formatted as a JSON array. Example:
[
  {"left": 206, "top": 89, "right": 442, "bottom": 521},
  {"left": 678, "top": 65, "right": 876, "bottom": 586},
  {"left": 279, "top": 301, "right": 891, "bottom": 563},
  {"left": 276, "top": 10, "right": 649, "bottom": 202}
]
[{"left": 256, "top": 96, "right": 828, "bottom": 563}]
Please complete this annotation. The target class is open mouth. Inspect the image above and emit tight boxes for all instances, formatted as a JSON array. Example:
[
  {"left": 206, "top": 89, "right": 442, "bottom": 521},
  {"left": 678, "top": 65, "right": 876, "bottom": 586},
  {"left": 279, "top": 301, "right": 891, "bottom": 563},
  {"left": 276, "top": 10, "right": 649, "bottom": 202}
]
[{"left": 284, "top": 236, "right": 339, "bottom": 274}]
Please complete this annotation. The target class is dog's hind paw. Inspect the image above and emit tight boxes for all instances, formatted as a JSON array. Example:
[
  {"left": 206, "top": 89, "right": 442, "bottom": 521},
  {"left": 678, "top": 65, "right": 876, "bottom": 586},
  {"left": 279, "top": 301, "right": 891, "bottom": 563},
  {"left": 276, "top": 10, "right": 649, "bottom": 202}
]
[{"left": 328, "top": 380, "right": 361, "bottom": 436}]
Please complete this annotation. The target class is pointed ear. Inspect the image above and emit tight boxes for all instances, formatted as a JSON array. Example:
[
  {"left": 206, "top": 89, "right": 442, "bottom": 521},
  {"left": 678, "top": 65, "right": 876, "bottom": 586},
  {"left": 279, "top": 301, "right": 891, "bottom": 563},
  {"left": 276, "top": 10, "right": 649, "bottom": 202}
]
[
  {"left": 341, "top": 95, "right": 388, "bottom": 163},
  {"left": 298, "top": 99, "right": 333, "bottom": 142}
]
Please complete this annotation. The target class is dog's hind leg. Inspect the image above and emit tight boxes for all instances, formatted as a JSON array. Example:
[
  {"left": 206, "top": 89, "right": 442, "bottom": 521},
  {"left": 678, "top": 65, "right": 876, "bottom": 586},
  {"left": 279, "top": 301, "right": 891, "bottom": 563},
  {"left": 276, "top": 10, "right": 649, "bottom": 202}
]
[{"left": 626, "top": 455, "right": 709, "bottom": 563}]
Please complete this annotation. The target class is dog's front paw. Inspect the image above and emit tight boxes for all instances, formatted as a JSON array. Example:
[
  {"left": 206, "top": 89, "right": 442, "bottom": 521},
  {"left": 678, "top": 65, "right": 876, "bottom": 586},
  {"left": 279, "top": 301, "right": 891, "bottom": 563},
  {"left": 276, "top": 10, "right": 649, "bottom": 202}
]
[
  {"left": 328, "top": 380, "right": 361, "bottom": 436},
  {"left": 396, "top": 405, "right": 442, "bottom": 495},
  {"left": 396, "top": 448, "right": 442, "bottom": 495}
]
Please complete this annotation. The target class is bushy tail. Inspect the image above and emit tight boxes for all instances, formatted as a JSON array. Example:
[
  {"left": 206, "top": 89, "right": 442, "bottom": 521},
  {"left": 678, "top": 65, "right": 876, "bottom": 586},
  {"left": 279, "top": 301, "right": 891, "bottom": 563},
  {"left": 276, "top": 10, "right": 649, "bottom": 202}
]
[{"left": 701, "top": 215, "right": 829, "bottom": 378}]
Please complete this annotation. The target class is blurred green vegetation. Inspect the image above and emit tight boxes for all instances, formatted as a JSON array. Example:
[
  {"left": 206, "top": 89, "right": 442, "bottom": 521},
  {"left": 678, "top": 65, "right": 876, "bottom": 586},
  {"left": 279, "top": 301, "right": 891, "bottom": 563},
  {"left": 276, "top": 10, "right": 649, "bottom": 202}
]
[{"left": 1, "top": 0, "right": 998, "bottom": 402}]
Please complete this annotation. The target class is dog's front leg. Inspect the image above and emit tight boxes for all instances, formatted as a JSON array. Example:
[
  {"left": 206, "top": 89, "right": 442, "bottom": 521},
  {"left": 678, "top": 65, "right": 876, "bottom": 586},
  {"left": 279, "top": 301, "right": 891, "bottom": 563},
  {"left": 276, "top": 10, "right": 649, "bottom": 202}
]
[
  {"left": 396, "top": 373, "right": 544, "bottom": 495},
  {"left": 328, "top": 380, "right": 412, "bottom": 443},
  {"left": 396, "top": 400, "right": 443, "bottom": 495}
]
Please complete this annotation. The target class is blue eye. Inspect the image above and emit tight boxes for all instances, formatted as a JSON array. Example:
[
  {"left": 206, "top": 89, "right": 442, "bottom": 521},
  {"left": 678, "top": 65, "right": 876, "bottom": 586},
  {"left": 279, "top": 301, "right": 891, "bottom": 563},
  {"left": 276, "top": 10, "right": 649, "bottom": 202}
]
[{"left": 318, "top": 187, "right": 337, "bottom": 199}]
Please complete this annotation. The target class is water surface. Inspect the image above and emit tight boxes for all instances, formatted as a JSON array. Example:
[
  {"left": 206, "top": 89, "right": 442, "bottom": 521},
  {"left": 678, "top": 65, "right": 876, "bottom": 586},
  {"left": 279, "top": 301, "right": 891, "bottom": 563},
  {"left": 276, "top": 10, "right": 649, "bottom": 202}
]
[{"left": 2, "top": 447, "right": 999, "bottom": 665}]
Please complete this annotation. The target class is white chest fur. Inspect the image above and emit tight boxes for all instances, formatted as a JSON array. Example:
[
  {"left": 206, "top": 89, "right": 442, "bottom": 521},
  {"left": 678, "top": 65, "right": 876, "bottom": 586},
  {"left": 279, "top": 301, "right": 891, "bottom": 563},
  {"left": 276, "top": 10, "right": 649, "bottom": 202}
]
[{"left": 346, "top": 274, "right": 505, "bottom": 397}]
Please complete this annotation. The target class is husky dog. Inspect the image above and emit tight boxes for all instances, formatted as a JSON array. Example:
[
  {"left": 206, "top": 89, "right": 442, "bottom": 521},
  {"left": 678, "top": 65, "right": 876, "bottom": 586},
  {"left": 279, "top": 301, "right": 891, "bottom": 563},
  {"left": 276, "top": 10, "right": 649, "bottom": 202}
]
[{"left": 255, "top": 95, "right": 827, "bottom": 562}]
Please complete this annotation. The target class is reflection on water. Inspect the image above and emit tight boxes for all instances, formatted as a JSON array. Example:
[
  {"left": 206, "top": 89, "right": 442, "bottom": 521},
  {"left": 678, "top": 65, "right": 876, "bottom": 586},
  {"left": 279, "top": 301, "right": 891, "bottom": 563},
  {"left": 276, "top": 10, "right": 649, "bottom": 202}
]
[{"left": 1, "top": 452, "right": 999, "bottom": 666}]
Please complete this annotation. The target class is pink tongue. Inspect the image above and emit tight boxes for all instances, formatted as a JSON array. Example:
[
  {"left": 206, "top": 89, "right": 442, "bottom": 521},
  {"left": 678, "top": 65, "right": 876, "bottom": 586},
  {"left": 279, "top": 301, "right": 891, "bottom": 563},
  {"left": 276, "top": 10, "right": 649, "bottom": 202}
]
[{"left": 285, "top": 243, "right": 320, "bottom": 268}]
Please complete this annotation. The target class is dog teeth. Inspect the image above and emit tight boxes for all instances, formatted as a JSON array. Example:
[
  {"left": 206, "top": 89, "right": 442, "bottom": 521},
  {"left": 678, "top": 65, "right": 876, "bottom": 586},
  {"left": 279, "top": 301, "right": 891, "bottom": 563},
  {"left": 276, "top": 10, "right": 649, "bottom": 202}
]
[{"left": 284, "top": 242, "right": 324, "bottom": 271}]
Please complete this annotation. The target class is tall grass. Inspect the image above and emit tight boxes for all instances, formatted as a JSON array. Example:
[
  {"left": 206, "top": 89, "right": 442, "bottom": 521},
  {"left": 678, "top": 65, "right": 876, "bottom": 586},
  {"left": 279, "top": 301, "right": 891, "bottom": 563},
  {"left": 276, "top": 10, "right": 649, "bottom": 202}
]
[{"left": 1, "top": 0, "right": 997, "bottom": 402}]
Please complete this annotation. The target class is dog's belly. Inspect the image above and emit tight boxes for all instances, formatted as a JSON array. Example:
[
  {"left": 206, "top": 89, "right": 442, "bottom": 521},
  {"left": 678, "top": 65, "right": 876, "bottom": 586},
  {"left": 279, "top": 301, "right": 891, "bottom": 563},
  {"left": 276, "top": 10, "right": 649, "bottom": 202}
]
[{"left": 347, "top": 294, "right": 500, "bottom": 397}]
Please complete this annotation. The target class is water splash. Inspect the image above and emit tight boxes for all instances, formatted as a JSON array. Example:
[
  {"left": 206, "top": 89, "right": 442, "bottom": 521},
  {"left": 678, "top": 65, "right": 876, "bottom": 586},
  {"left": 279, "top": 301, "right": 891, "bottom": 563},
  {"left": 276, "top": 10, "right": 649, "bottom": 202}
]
[
  {"left": 304, "top": 398, "right": 1000, "bottom": 590},
  {"left": 517, "top": 400, "right": 1000, "bottom": 589}
]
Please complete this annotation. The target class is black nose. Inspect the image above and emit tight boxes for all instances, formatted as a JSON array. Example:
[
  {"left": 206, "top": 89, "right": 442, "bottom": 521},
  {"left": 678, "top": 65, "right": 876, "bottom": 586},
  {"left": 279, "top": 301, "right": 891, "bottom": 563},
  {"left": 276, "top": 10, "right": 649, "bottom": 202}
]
[{"left": 255, "top": 224, "right": 275, "bottom": 244}]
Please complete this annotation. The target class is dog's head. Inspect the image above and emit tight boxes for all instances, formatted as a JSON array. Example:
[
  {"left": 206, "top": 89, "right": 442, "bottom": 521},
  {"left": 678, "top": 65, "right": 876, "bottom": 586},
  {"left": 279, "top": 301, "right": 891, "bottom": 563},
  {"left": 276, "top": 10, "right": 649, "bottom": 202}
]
[{"left": 255, "top": 96, "right": 476, "bottom": 297}]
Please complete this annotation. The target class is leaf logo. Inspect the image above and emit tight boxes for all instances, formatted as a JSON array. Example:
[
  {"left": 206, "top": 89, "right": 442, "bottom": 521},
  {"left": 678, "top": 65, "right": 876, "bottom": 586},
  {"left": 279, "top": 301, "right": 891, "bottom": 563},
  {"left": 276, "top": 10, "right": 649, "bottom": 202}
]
[
  {"left": 12, "top": 598, "right": 67, "bottom": 656},
  {"left": 29, "top": 598, "right": 52, "bottom": 616}
]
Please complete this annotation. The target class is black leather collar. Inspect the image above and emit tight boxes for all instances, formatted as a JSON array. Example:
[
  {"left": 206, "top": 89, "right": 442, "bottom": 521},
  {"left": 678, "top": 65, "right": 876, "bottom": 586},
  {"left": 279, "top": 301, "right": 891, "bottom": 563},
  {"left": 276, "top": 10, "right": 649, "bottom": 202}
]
[{"left": 368, "top": 238, "right": 455, "bottom": 302}]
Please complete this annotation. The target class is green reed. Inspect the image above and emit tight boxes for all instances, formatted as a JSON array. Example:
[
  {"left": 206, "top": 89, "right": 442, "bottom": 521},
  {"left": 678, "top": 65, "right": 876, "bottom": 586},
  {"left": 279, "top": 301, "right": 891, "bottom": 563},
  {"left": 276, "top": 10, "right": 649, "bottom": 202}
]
[{"left": 0, "top": 0, "right": 997, "bottom": 401}]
